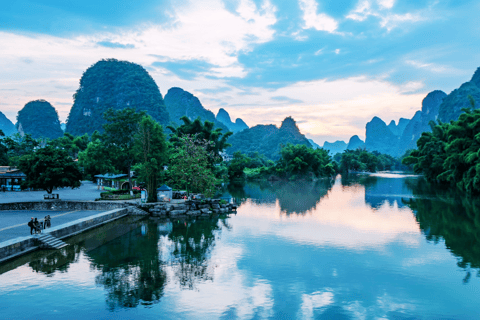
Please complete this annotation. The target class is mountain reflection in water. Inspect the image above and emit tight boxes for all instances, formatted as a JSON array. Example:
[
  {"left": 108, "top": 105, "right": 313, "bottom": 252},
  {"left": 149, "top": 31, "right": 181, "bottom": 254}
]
[
  {"left": 227, "top": 178, "right": 335, "bottom": 215},
  {"left": 2, "top": 173, "right": 480, "bottom": 318}
]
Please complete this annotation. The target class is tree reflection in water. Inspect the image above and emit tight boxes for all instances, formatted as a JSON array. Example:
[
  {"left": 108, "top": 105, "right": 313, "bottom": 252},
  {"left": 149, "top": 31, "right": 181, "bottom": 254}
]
[
  {"left": 228, "top": 179, "right": 334, "bottom": 215},
  {"left": 88, "top": 221, "right": 166, "bottom": 310},
  {"left": 28, "top": 243, "right": 83, "bottom": 276},
  {"left": 403, "top": 178, "right": 480, "bottom": 282},
  {"left": 167, "top": 217, "right": 228, "bottom": 290}
]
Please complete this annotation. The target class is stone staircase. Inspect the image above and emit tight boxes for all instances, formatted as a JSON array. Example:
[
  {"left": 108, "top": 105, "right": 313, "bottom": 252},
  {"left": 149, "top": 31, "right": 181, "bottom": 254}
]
[{"left": 36, "top": 233, "right": 69, "bottom": 249}]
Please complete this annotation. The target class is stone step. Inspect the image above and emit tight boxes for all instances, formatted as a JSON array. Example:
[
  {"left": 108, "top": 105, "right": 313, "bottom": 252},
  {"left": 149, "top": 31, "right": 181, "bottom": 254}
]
[{"left": 36, "top": 233, "right": 68, "bottom": 250}]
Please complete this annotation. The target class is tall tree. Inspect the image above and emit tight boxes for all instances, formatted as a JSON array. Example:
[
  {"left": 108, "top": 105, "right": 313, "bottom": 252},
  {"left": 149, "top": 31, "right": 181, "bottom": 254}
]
[
  {"left": 168, "top": 135, "right": 218, "bottom": 197},
  {"left": 19, "top": 146, "right": 82, "bottom": 193},
  {"left": 78, "top": 139, "right": 115, "bottom": 180},
  {"left": 103, "top": 108, "right": 146, "bottom": 189},
  {"left": 133, "top": 116, "right": 168, "bottom": 202},
  {"left": 3, "top": 133, "right": 40, "bottom": 167},
  {"left": 0, "top": 130, "right": 8, "bottom": 165},
  {"left": 168, "top": 116, "right": 232, "bottom": 166}
]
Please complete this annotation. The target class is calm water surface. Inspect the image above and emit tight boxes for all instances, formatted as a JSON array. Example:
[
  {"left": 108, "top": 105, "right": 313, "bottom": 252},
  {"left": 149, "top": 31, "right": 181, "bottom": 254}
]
[{"left": 1, "top": 173, "right": 480, "bottom": 319}]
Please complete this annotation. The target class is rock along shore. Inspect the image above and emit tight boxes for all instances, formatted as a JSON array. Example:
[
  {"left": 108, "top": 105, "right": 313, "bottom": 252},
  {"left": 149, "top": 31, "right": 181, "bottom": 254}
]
[{"left": 137, "top": 199, "right": 237, "bottom": 218}]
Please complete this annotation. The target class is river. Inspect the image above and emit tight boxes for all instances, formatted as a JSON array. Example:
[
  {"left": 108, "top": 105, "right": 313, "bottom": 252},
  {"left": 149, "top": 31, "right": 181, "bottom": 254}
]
[{"left": 1, "top": 173, "right": 480, "bottom": 319}]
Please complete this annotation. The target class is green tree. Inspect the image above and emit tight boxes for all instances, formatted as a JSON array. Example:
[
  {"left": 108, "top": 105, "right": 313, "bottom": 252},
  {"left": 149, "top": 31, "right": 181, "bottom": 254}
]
[
  {"left": 0, "top": 130, "right": 8, "bottom": 165},
  {"left": 3, "top": 133, "right": 40, "bottom": 167},
  {"left": 133, "top": 116, "right": 168, "bottom": 202},
  {"left": 228, "top": 152, "right": 249, "bottom": 180},
  {"left": 103, "top": 108, "right": 147, "bottom": 189},
  {"left": 168, "top": 135, "right": 218, "bottom": 197},
  {"left": 276, "top": 143, "right": 335, "bottom": 179},
  {"left": 168, "top": 116, "right": 232, "bottom": 166},
  {"left": 78, "top": 139, "right": 115, "bottom": 180},
  {"left": 18, "top": 145, "right": 82, "bottom": 193}
]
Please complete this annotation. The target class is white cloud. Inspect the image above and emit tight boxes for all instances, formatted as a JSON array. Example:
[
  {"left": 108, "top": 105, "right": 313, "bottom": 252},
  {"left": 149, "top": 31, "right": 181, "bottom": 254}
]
[
  {"left": 204, "top": 75, "right": 426, "bottom": 143},
  {"left": 405, "top": 60, "right": 458, "bottom": 74},
  {"left": 0, "top": 0, "right": 277, "bottom": 122},
  {"left": 298, "top": 290, "right": 335, "bottom": 319},
  {"left": 346, "top": 0, "right": 425, "bottom": 31},
  {"left": 377, "top": 0, "right": 395, "bottom": 9},
  {"left": 299, "top": 0, "right": 338, "bottom": 33}
]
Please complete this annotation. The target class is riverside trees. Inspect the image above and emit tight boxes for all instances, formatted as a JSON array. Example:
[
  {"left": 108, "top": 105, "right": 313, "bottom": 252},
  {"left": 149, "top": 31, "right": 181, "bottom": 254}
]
[
  {"left": 18, "top": 145, "right": 82, "bottom": 193},
  {"left": 403, "top": 97, "right": 480, "bottom": 194}
]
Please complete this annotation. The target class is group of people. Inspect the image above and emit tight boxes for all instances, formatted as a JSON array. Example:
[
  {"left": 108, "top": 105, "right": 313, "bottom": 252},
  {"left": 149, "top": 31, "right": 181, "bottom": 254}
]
[{"left": 27, "top": 216, "right": 51, "bottom": 235}]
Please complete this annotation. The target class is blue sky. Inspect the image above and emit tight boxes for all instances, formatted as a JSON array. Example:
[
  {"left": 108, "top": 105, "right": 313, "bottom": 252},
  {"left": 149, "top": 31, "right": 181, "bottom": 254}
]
[{"left": 0, "top": 0, "right": 479, "bottom": 144}]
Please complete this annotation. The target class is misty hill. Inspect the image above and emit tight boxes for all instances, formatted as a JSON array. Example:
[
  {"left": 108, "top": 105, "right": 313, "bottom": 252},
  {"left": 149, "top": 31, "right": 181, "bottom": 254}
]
[
  {"left": 227, "top": 117, "right": 312, "bottom": 160},
  {"left": 66, "top": 59, "right": 169, "bottom": 135},
  {"left": 397, "top": 90, "right": 447, "bottom": 156},
  {"left": 17, "top": 100, "right": 63, "bottom": 139},
  {"left": 164, "top": 87, "right": 229, "bottom": 132},
  {"left": 216, "top": 108, "right": 248, "bottom": 133},
  {"left": 365, "top": 117, "right": 399, "bottom": 156},
  {"left": 364, "top": 90, "right": 446, "bottom": 157},
  {"left": 346, "top": 135, "right": 365, "bottom": 150},
  {"left": 387, "top": 118, "right": 409, "bottom": 137},
  {"left": 0, "top": 112, "right": 16, "bottom": 136},
  {"left": 438, "top": 67, "right": 480, "bottom": 122},
  {"left": 308, "top": 139, "right": 321, "bottom": 149},
  {"left": 322, "top": 140, "right": 347, "bottom": 155}
]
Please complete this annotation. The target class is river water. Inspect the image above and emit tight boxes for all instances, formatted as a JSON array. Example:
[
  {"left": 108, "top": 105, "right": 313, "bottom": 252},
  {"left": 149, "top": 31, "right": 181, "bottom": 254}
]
[{"left": 1, "top": 173, "right": 480, "bottom": 319}]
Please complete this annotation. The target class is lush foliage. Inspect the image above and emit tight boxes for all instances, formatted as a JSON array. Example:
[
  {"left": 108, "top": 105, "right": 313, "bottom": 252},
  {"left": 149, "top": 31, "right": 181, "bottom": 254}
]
[
  {"left": 18, "top": 145, "right": 82, "bottom": 193},
  {"left": 133, "top": 116, "right": 168, "bottom": 202},
  {"left": 16, "top": 100, "right": 63, "bottom": 139},
  {"left": 103, "top": 108, "right": 146, "bottom": 178},
  {"left": 167, "top": 135, "right": 218, "bottom": 197},
  {"left": 66, "top": 59, "right": 169, "bottom": 136},
  {"left": 276, "top": 143, "right": 335, "bottom": 179},
  {"left": 48, "top": 132, "right": 89, "bottom": 158},
  {"left": 337, "top": 149, "right": 407, "bottom": 173},
  {"left": 230, "top": 143, "right": 336, "bottom": 181},
  {"left": 78, "top": 138, "right": 115, "bottom": 180},
  {"left": 403, "top": 98, "right": 480, "bottom": 193},
  {"left": 168, "top": 116, "right": 232, "bottom": 166},
  {"left": 1, "top": 133, "right": 40, "bottom": 167},
  {"left": 0, "top": 130, "right": 8, "bottom": 165}
]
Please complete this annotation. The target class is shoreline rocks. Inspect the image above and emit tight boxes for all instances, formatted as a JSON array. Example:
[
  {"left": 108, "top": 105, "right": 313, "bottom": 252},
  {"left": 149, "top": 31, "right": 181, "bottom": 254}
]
[{"left": 139, "top": 199, "right": 238, "bottom": 218}]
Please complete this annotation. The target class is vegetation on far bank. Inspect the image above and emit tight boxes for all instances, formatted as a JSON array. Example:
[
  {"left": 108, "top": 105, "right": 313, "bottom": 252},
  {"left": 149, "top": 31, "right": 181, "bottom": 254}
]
[{"left": 403, "top": 97, "right": 480, "bottom": 194}]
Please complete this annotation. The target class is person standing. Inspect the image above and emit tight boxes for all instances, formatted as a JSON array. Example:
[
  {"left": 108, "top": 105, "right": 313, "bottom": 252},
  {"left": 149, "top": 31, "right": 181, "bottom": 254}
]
[
  {"left": 28, "top": 218, "right": 34, "bottom": 235},
  {"left": 33, "top": 218, "right": 40, "bottom": 234}
]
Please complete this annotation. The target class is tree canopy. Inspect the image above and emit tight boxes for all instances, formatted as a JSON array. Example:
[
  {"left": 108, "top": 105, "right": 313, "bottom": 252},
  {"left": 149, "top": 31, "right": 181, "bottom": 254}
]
[
  {"left": 133, "top": 115, "right": 168, "bottom": 202},
  {"left": 403, "top": 97, "right": 480, "bottom": 193},
  {"left": 168, "top": 116, "right": 232, "bottom": 166},
  {"left": 19, "top": 145, "right": 82, "bottom": 193}
]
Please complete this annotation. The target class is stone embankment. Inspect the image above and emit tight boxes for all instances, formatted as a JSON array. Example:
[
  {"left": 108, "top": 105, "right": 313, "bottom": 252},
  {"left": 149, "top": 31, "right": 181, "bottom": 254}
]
[
  {"left": 138, "top": 199, "right": 237, "bottom": 218},
  {"left": 0, "top": 201, "right": 129, "bottom": 211}
]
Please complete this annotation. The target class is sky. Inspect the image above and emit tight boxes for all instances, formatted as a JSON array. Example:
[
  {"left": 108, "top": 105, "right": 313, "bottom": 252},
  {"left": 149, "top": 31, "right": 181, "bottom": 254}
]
[{"left": 0, "top": 0, "right": 479, "bottom": 145}]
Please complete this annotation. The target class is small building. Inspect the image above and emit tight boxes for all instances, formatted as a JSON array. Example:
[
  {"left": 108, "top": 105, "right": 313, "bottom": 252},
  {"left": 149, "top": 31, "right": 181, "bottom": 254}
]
[
  {"left": 219, "top": 152, "right": 233, "bottom": 162},
  {"left": 94, "top": 173, "right": 129, "bottom": 189},
  {"left": 157, "top": 185, "right": 172, "bottom": 202},
  {"left": 0, "top": 167, "right": 26, "bottom": 191}
]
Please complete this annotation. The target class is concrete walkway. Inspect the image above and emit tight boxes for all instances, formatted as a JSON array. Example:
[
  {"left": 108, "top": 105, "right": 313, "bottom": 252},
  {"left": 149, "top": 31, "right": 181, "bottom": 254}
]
[
  {"left": 0, "top": 210, "right": 102, "bottom": 243},
  {"left": 0, "top": 181, "right": 103, "bottom": 203}
]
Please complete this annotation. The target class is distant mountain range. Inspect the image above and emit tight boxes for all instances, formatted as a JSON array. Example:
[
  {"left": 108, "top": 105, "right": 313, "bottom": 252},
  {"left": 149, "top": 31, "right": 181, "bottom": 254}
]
[
  {"left": 333, "top": 67, "right": 480, "bottom": 157},
  {"left": 5, "top": 59, "right": 479, "bottom": 160},
  {"left": 216, "top": 108, "right": 248, "bottom": 133},
  {"left": 227, "top": 116, "right": 312, "bottom": 160},
  {"left": 0, "top": 111, "right": 16, "bottom": 136}
]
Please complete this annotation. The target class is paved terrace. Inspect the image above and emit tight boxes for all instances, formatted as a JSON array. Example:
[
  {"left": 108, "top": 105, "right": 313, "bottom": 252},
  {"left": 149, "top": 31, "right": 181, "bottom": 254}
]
[
  {"left": 0, "top": 210, "right": 103, "bottom": 243},
  {"left": 0, "top": 181, "right": 103, "bottom": 203}
]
